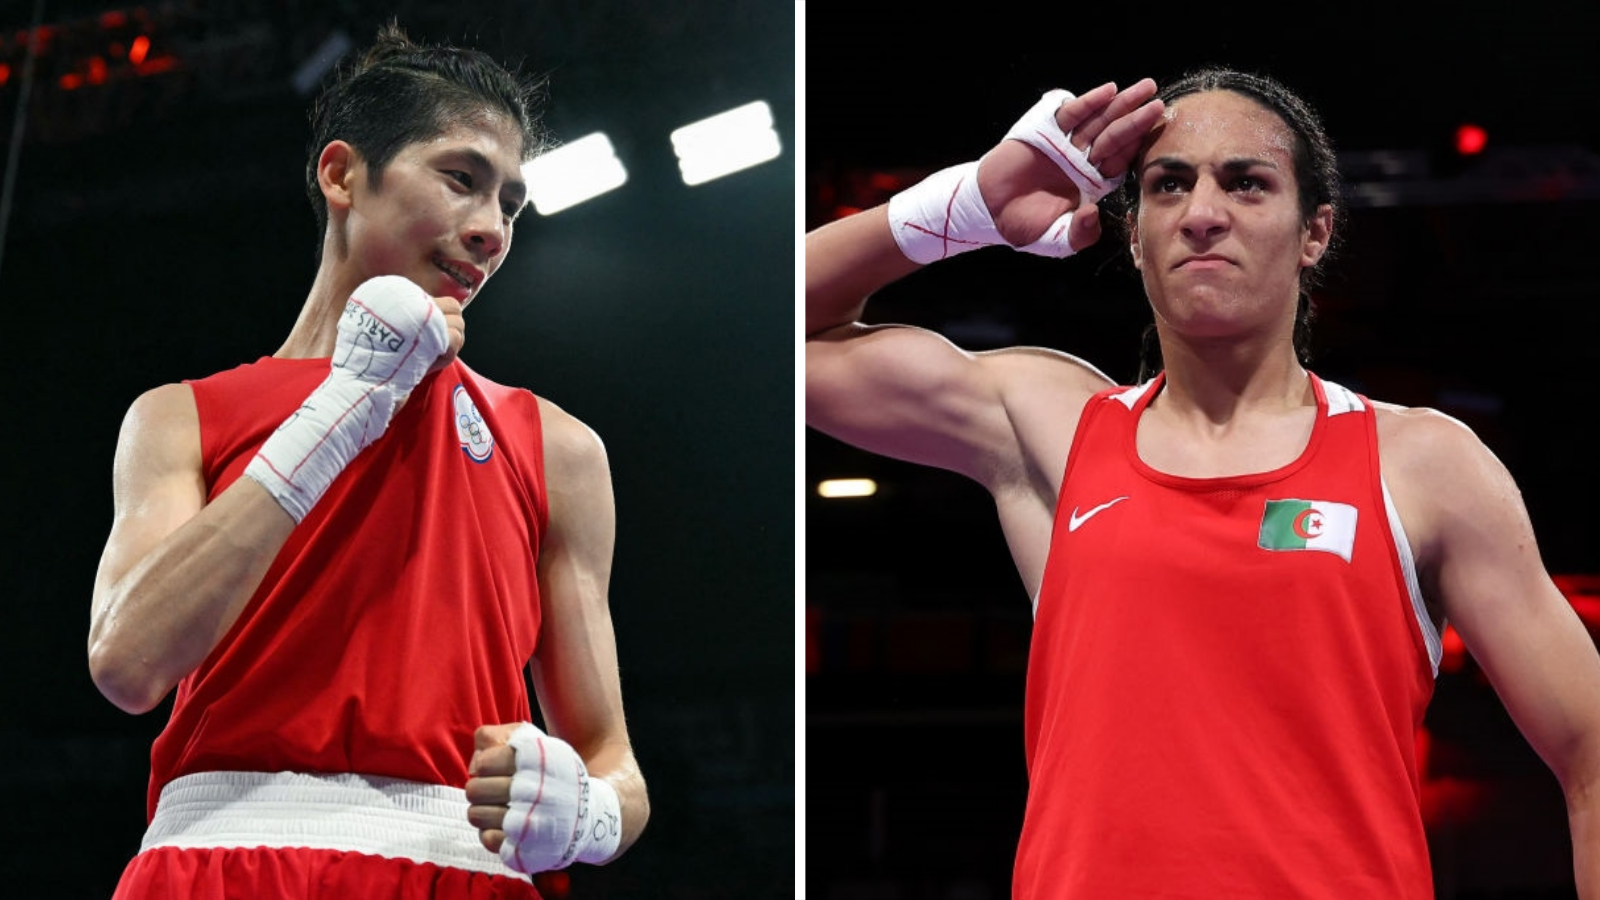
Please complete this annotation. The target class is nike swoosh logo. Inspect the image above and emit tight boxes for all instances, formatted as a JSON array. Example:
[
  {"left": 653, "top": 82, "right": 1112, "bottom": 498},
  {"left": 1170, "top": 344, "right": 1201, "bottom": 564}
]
[{"left": 1068, "top": 496, "right": 1130, "bottom": 532}]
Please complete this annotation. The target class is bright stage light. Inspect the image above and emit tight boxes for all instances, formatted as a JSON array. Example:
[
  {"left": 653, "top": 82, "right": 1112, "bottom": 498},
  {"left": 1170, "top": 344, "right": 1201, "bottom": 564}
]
[
  {"left": 670, "top": 100, "right": 782, "bottom": 186},
  {"left": 523, "top": 132, "right": 629, "bottom": 215},
  {"left": 816, "top": 478, "right": 877, "bottom": 499}
]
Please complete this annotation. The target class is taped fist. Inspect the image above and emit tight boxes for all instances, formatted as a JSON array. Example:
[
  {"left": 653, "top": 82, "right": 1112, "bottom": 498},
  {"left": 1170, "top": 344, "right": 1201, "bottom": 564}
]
[
  {"left": 244, "top": 275, "right": 450, "bottom": 522},
  {"left": 466, "top": 722, "right": 622, "bottom": 874},
  {"left": 887, "top": 79, "right": 1163, "bottom": 263}
]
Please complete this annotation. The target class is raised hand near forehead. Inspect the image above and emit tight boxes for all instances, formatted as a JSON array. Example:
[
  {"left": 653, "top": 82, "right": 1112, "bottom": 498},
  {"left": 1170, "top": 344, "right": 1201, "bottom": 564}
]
[{"left": 978, "top": 79, "right": 1165, "bottom": 253}]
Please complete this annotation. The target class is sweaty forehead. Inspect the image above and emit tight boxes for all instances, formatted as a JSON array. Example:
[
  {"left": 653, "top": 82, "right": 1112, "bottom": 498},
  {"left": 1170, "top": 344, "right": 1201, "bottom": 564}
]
[{"left": 1146, "top": 90, "right": 1295, "bottom": 163}]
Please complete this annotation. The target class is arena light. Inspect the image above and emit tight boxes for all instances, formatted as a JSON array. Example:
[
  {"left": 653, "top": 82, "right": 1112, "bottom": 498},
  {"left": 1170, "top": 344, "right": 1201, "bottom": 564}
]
[
  {"left": 523, "top": 132, "right": 628, "bottom": 215},
  {"left": 816, "top": 478, "right": 877, "bottom": 499},
  {"left": 1454, "top": 123, "right": 1488, "bottom": 157},
  {"left": 670, "top": 100, "right": 782, "bottom": 186}
]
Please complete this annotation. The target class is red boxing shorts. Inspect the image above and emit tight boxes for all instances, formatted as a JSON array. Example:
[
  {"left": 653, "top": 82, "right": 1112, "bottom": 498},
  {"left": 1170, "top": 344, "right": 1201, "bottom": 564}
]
[{"left": 113, "top": 844, "right": 543, "bottom": 899}]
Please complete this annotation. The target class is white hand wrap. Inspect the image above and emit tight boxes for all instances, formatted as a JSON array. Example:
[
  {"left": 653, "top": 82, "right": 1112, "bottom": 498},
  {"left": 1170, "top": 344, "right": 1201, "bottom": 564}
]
[
  {"left": 244, "top": 275, "right": 448, "bottom": 523},
  {"left": 1003, "top": 88, "right": 1123, "bottom": 206},
  {"left": 499, "top": 722, "right": 623, "bottom": 873},
  {"left": 886, "top": 88, "right": 1125, "bottom": 263},
  {"left": 886, "top": 161, "right": 998, "bottom": 264}
]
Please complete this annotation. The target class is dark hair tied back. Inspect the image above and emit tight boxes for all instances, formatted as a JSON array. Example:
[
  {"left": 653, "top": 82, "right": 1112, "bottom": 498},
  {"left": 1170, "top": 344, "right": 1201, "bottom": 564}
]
[{"left": 1106, "top": 66, "right": 1342, "bottom": 381}]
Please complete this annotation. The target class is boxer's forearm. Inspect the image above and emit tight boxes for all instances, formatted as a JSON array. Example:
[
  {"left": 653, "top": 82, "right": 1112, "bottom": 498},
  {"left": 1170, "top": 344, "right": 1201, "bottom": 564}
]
[{"left": 89, "top": 477, "right": 294, "bottom": 714}]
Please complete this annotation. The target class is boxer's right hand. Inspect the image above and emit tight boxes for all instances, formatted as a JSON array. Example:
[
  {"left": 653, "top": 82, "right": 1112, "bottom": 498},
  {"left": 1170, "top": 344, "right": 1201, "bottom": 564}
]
[
  {"left": 978, "top": 79, "right": 1165, "bottom": 251},
  {"left": 333, "top": 275, "right": 451, "bottom": 390},
  {"left": 427, "top": 294, "right": 466, "bottom": 376},
  {"left": 245, "top": 275, "right": 449, "bottom": 523}
]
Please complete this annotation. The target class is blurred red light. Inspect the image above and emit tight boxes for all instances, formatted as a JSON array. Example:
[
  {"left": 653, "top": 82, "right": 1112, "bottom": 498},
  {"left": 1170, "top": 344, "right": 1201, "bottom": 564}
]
[
  {"left": 134, "top": 54, "right": 177, "bottom": 76},
  {"left": 1554, "top": 573, "right": 1600, "bottom": 637},
  {"left": 1455, "top": 123, "right": 1488, "bottom": 156},
  {"left": 129, "top": 35, "right": 150, "bottom": 65},
  {"left": 1439, "top": 624, "right": 1467, "bottom": 674},
  {"left": 19, "top": 25, "right": 52, "bottom": 54},
  {"left": 868, "top": 171, "right": 902, "bottom": 191}
]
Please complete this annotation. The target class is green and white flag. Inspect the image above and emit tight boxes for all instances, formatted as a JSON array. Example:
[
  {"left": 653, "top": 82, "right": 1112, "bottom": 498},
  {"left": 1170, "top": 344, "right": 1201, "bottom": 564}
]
[{"left": 1258, "top": 499, "right": 1357, "bottom": 562}]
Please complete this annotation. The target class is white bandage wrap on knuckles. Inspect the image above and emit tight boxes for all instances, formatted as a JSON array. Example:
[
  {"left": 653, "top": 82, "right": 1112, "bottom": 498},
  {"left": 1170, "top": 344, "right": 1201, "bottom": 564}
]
[
  {"left": 499, "top": 722, "right": 623, "bottom": 873},
  {"left": 244, "top": 275, "right": 449, "bottom": 523},
  {"left": 886, "top": 88, "right": 1123, "bottom": 263},
  {"left": 1003, "top": 88, "right": 1123, "bottom": 206}
]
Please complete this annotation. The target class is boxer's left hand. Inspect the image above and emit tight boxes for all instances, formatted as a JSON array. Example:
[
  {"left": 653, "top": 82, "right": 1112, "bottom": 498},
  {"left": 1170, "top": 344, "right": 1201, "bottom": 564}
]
[
  {"left": 465, "top": 721, "right": 622, "bottom": 872},
  {"left": 465, "top": 723, "right": 520, "bottom": 853}
]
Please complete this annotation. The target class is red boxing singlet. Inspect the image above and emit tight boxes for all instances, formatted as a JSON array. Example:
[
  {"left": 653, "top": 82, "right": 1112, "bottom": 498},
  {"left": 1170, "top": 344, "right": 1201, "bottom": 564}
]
[
  {"left": 147, "top": 357, "right": 549, "bottom": 818},
  {"left": 1016, "top": 373, "right": 1440, "bottom": 898}
]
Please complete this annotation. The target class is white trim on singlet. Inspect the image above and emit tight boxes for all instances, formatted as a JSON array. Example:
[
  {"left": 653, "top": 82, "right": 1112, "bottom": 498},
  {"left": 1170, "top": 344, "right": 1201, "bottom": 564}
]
[
  {"left": 1111, "top": 380, "right": 1157, "bottom": 411},
  {"left": 1381, "top": 478, "right": 1443, "bottom": 677},
  {"left": 138, "top": 770, "right": 532, "bottom": 881},
  {"left": 1321, "top": 379, "right": 1366, "bottom": 416},
  {"left": 1323, "top": 379, "right": 1439, "bottom": 676}
]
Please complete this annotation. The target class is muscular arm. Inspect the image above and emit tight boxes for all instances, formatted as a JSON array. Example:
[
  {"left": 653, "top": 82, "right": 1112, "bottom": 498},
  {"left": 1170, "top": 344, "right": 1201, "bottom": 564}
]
[
  {"left": 805, "top": 80, "right": 1161, "bottom": 485},
  {"left": 87, "top": 383, "right": 295, "bottom": 714},
  {"left": 1391, "top": 410, "right": 1600, "bottom": 895},
  {"left": 526, "top": 401, "right": 648, "bottom": 857},
  {"left": 89, "top": 286, "right": 462, "bottom": 716},
  {"left": 805, "top": 205, "right": 1071, "bottom": 486}
]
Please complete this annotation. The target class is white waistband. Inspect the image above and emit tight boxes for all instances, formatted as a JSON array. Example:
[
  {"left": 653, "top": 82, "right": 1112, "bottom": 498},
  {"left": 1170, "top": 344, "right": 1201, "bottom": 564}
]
[{"left": 140, "top": 770, "right": 529, "bottom": 881}]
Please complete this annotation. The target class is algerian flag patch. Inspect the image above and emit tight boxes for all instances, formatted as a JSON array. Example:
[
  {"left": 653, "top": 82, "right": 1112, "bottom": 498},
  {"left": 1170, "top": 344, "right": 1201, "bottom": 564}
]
[{"left": 1258, "top": 499, "right": 1357, "bottom": 562}]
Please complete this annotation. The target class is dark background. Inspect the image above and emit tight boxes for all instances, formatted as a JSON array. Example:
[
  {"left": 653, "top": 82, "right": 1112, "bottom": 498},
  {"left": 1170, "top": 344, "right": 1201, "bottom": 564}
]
[
  {"left": 0, "top": 1, "right": 794, "bottom": 897},
  {"left": 805, "top": 5, "right": 1600, "bottom": 899}
]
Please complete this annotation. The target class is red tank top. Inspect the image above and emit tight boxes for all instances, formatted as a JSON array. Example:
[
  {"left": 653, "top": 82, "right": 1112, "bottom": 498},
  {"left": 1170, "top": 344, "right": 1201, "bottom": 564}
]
[
  {"left": 146, "top": 357, "right": 548, "bottom": 819},
  {"left": 1016, "top": 372, "right": 1439, "bottom": 898}
]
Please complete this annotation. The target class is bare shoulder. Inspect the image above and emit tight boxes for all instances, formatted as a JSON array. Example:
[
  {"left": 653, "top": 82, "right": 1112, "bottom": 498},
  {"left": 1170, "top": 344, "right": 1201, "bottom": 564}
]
[
  {"left": 980, "top": 344, "right": 1117, "bottom": 466},
  {"left": 124, "top": 382, "right": 199, "bottom": 430},
  {"left": 115, "top": 383, "right": 202, "bottom": 479},
  {"left": 1370, "top": 399, "right": 1503, "bottom": 479},
  {"left": 1371, "top": 398, "right": 1528, "bottom": 565},
  {"left": 98, "top": 383, "right": 207, "bottom": 598},
  {"left": 534, "top": 396, "right": 614, "bottom": 514}
]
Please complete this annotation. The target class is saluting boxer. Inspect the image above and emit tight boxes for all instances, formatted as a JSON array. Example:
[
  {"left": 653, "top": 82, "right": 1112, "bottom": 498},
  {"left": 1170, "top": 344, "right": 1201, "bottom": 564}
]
[{"left": 806, "top": 68, "right": 1600, "bottom": 898}]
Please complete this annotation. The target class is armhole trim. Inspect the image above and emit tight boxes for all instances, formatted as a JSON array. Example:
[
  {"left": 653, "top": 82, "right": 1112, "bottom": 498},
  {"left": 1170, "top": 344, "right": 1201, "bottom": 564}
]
[{"left": 1382, "top": 477, "right": 1442, "bottom": 678}]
